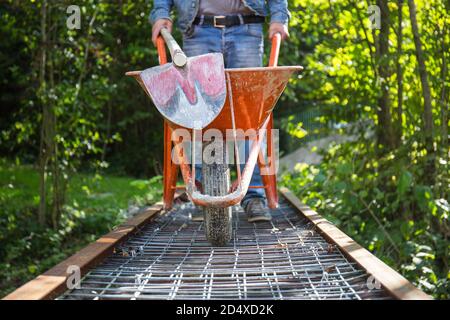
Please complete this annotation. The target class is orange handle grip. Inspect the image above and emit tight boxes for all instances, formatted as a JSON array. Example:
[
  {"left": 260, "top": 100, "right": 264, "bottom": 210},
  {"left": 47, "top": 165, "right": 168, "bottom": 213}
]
[
  {"left": 268, "top": 33, "right": 281, "bottom": 67},
  {"left": 156, "top": 35, "right": 168, "bottom": 65}
]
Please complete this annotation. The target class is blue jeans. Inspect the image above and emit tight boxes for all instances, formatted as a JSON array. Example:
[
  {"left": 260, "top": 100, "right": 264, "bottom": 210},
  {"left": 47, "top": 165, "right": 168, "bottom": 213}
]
[{"left": 183, "top": 23, "right": 266, "bottom": 208}]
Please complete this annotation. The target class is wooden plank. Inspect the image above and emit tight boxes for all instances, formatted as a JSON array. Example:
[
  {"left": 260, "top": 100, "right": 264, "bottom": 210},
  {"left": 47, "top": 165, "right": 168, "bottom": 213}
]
[
  {"left": 3, "top": 202, "right": 164, "bottom": 300},
  {"left": 279, "top": 187, "right": 432, "bottom": 300}
]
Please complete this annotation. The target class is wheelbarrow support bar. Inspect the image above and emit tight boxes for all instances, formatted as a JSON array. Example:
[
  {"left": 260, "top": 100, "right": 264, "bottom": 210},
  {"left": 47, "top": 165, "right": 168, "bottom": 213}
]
[{"left": 173, "top": 116, "right": 271, "bottom": 208}]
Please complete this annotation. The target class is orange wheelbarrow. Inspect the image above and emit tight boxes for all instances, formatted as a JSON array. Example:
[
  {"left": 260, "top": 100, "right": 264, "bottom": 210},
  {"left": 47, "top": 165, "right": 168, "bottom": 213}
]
[{"left": 128, "top": 33, "right": 302, "bottom": 245}]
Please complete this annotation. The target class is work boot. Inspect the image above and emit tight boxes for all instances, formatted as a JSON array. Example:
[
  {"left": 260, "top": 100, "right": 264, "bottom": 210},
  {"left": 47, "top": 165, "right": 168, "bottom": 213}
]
[
  {"left": 191, "top": 205, "right": 204, "bottom": 222},
  {"left": 244, "top": 198, "right": 272, "bottom": 222}
]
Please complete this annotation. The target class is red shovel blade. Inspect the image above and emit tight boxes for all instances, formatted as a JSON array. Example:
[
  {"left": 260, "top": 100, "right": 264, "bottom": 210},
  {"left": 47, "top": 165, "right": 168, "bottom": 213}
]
[{"left": 139, "top": 53, "right": 226, "bottom": 129}]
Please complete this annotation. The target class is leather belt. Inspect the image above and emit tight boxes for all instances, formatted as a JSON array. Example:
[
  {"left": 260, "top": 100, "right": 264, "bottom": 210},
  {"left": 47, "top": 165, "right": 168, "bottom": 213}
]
[{"left": 193, "top": 15, "right": 265, "bottom": 28}]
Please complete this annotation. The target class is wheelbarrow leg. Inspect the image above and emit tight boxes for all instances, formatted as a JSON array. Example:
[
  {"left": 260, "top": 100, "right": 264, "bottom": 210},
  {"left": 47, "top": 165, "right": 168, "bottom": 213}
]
[
  {"left": 157, "top": 36, "right": 179, "bottom": 210},
  {"left": 258, "top": 115, "right": 278, "bottom": 209},
  {"left": 258, "top": 33, "right": 281, "bottom": 209},
  {"left": 163, "top": 121, "right": 179, "bottom": 210}
]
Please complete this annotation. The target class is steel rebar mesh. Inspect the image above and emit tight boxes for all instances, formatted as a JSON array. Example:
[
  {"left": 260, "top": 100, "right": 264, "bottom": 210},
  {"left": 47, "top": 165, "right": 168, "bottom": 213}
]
[{"left": 58, "top": 199, "right": 390, "bottom": 300}]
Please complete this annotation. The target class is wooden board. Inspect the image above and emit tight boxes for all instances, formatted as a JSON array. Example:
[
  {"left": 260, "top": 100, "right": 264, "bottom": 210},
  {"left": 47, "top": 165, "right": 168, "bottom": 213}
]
[
  {"left": 3, "top": 202, "right": 165, "bottom": 300},
  {"left": 279, "top": 187, "right": 432, "bottom": 300}
]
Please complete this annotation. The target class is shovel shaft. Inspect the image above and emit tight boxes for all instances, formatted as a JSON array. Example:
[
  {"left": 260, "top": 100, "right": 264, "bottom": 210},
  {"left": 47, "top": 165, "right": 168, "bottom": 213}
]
[{"left": 160, "top": 28, "right": 188, "bottom": 67}]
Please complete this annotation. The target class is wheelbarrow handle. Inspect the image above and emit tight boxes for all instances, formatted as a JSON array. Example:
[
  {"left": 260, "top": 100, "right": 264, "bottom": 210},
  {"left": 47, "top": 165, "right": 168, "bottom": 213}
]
[
  {"left": 156, "top": 36, "right": 168, "bottom": 65},
  {"left": 269, "top": 33, "right": 282, "bottom": 67},
  {"left": 159, "top": 28, "right": 188, "bottom": 67}
]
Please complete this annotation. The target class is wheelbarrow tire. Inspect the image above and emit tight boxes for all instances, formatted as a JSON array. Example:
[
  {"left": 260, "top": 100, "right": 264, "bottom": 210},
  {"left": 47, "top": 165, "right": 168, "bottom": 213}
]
[{"left": 202, "top": 141, "right": 232, "bottom": 246}]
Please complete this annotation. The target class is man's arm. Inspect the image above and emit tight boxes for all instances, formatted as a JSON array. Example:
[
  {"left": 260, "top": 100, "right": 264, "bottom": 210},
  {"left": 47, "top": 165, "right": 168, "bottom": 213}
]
[
  {"left": 150, "top": 0, "right": 174, "bottom": 46},
  {"left": 268, "top": 0, "right": 290, "bottom": 25},
  {"left": 149, "top": 0, "right": 173, "bottom": 25},
  {"left": 267, "top": 0, "right": 290, "bottom": 40}
]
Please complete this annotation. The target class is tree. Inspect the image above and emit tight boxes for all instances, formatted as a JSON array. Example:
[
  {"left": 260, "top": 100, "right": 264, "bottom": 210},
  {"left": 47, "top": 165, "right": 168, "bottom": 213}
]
[
  {"left": 396, "top": 0, "right": 404, "bottom": 140},
  {"left": 407, "top": 0, "right": 435, "bottom": 181},
  {"left": 37, "top": 0, "right": 54, "bottom": 226},
  {"left": 375, "top": 0, "right": 396, "bottom": 149},
  {"left": 438, "top": 23, "right": 448, "bottom": 197}
]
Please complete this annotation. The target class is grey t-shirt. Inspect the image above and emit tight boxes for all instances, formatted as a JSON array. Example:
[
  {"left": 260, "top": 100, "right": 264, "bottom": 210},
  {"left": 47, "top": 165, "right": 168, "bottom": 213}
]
[{"left": 198, "top": 0, "right": 253, "bottom": 15}]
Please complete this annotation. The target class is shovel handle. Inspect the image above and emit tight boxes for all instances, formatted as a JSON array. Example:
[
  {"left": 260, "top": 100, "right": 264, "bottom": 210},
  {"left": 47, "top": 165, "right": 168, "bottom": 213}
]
[{"left": 160, "top": 28, "right": 188, "bottom": 67}]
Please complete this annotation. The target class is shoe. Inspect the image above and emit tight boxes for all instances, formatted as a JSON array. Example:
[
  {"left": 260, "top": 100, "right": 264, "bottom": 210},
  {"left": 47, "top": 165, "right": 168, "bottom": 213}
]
[
  {"left": 191, "top": 205, "right": 204, "bottom": 222},
  {"left": 244, "top": 198, "right": 272, "bottom": 222}
]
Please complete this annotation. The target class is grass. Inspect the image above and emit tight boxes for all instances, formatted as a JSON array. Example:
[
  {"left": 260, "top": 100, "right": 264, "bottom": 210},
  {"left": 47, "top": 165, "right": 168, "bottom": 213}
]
[{"left": 0, "top": 158, "right": 162, "bottom": 298}]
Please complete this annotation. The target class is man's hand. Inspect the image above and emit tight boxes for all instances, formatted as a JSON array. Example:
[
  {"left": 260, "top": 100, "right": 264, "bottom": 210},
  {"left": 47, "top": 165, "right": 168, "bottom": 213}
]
[
  {"left": 152, "top": 19, "right": 173, "bottom": 46},
  {"left": 268, "top": 22, "right": 289, "bottom": 40}
]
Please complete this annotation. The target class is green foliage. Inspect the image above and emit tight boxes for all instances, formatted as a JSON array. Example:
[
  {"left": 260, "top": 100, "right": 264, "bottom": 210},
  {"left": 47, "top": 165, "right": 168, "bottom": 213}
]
[
  {"left": 281, "top": 134, "right": 449, "bottom": 299},
  {"left": 277, "top": 0, "right": 449, "bottom": 299},
  {"left": 0, "top": 159, "right": 162, "bottom": 297},
  {"left": 0, "top": 0, "right": 165, "bottom": 177}
]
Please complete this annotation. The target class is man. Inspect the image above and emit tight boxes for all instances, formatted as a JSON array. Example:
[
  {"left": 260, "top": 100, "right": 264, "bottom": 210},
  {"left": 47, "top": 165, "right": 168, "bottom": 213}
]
[{"left": 150, "top": 0, "right": 290, "bottom": 222}]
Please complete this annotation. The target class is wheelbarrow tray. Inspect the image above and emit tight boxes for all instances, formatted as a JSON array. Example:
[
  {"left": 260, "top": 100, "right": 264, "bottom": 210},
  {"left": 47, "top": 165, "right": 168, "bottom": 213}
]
[{"left": 127, "top": 66, "right": 303, "bottom": 134}]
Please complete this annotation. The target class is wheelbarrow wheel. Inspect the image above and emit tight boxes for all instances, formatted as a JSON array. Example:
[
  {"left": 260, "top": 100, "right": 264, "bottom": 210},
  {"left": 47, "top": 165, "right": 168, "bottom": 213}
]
[{"left": 202, "top": 140, "right": 232, "bottom": 246}]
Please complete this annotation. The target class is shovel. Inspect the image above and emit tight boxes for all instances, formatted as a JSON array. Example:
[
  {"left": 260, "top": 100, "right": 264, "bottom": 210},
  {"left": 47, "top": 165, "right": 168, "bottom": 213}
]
[{"left": 127, "top": 28, "right": 227, "bottom": 130}]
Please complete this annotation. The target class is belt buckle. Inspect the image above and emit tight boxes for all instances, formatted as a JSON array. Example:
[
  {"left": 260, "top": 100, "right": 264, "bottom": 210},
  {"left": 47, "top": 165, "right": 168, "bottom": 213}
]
[{"left": 213, "top": 16, "right": 226, "bottom": 28}]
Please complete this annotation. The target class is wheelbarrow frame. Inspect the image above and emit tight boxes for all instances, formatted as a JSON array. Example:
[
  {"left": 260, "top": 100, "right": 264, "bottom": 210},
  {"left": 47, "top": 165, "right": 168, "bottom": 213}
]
[{"left": 157, "top": 34, "right": 297, "bottom": 210}]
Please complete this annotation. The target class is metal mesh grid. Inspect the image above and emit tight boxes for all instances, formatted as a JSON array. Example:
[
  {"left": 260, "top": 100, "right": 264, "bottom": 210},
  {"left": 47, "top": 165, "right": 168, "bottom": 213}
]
[{"left": 58, "top": 199, "right": 390, "bottom": 300}]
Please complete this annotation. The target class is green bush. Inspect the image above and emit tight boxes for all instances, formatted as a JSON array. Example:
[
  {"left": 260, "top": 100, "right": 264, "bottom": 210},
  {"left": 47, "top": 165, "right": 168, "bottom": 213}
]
[
  {"left": 281, "top": 134, "right": 449, "bottom": 299},
  {"left": 0, "top": 159, "right": 162, "bottom": 298}
]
